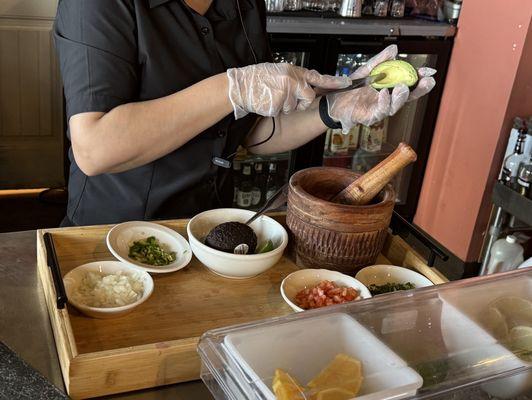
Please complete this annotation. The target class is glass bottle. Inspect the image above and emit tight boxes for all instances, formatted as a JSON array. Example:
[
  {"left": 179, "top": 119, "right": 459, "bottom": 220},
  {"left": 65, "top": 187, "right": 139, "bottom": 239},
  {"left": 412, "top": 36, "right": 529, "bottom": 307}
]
[
  {"left": 232, "top": 160, "right": 242, "bottom": 206},
  {"left": 266, "top": 0, "right": 285, "bottom": 12},
  {"left": 252, "top": 162, "right": 266, "bottom": 208},
  {"left": 284, "top": 0, "right": 302, "bottom": 11},
  {"left": 373, "top": 0, "right": 389, "bottom": 16},
  {"left": 360, "top": 121, "right": 385, "bottom": 153},
  {"left": 501, "top": 128, "right": 528, "bottom": 188},
  {"left": 237, "top": 164, "right": 253, "bottom": 209},
  {"left": 330, "top": 129, "right": 349, "bottom": 154},
  {"left": 517, "top": 153, "right": 532, "bottom": 198},
  {"left": 266, "top": 162, "right": 280, "bottom": 201},
  {"left": 362, "top": 0, "right": 374, "bottom": 15},
  {"left": 348, "top": 125, "right": 360, "bottom": 151},
  {"left": 390, "top": 0, "right": 405, "bottom": 17}
]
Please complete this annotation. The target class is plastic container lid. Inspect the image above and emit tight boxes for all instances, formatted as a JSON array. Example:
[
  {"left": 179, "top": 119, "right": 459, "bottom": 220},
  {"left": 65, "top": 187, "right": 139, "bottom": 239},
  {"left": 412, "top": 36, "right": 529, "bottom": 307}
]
[{"left": 198, "top": 269, "right": 532, "bottom": 400}]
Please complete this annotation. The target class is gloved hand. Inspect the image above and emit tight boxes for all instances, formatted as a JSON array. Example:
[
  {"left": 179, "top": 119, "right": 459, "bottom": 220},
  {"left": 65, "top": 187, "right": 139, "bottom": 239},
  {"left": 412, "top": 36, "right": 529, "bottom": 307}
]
[
  {"left": 227, "top": 63, "right": 351, "bottom": 119},
  {"left": 326, "top": 45, "right": 436, "bottom": 131}
]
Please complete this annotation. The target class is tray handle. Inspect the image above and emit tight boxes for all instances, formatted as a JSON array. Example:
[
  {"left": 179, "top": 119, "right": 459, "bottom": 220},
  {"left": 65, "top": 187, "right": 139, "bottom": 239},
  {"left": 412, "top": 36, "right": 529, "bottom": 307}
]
[
  {"left": 390, "top": 211, "right": 449, "bottom": 267},
  {"left": 43, "top": 232, "right": 68, "bottom": 309}
]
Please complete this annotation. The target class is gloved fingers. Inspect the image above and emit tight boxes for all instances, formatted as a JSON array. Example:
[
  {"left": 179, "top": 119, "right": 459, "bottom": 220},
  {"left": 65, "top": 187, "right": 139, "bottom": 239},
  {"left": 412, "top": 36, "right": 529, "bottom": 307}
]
[
  {"left": 356, "top": 88, "right": 389, "bottom": 126},
  {"left": 306, "top": 69, "right": 351, "bottom": 89},
  {"left": 296, "top": 84, "right": 316, "bottom": 111},
  {"left": 418, "top": 67, "right": 437, "bottom": 77},
  {"left": 350, "top": 44, "right": 398, "bottom": 79},
  {"left": 368, "top": 88, "right": 391, "bottom": 125},
  {"left": 390, "top": 84, "right": 409, "bottom": 115},
  {"left": 326, "top": 92, "right": 354, "bottom": 132},
  {"left": 408, "top": 76, "right": 435, "bottom": 101},
  {"left": 341, "top": 121, "right": 354, "bottom": 134},
  {"left": 330, "top": 104, "right": 356, "bottom": 135}
]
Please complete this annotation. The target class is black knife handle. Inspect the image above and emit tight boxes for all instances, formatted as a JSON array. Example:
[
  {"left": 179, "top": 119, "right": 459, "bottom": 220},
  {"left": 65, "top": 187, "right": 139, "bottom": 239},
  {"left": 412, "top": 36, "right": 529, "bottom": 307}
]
[{"left": 43, "top": 232, "right": 68, "bottom": 309}]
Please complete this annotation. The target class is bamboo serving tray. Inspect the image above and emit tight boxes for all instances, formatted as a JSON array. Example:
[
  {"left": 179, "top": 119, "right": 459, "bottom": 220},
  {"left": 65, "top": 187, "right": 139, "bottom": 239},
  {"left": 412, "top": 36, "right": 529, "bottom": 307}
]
[{"left": 37, "top": 214, "right": 447, "bottom": 399}]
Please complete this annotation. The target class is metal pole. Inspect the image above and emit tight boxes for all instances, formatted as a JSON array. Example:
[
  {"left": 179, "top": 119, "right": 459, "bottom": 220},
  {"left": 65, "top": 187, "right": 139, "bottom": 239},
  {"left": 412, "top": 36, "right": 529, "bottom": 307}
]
[{"left": 479, "top": 206, "right": 505, "bottom": 275}]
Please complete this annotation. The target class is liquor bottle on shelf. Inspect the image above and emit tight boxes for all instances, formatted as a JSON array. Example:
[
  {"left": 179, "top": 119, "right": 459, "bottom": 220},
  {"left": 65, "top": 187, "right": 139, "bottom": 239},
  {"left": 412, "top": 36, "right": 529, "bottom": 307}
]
[
  {"left": 500, "top": 128, "right": 528, "bottom": 188},
  {"left": 362, "top": 0, "right": 374, "bottom": 15},
  {"left": 330, "top": 129, "right": 349, "bottom": 154},
  {"left": 236, "top": 164, "right": 253, "bottom": 209},
  {"left": 251, "top": 162, "right": 266, "bottom": 208},
  {"left": 265, "top": 162, "right": 280, "bottom": 201},
  {"left": 390, "top": 0, "right": 405, "bottom": 17},
  {"left": 335, "top": 54, "right": 353, "bottom": 77},
  {"left": 284, "top": 0, "right": 303, "bottom": 11},
  {"left": 348, "top": 125, "right": 360, "bottom": 151},
  {"left": 360, "top": 120, "right": 385, "bottom": 153},
  {"left": 517, "top": 152, "right": 532, "bottom": 198},
  {"left": 443, "top": 0, "right": 462, "bottom": 25},
  {"left": 232, "top": 160, "right": 242, "bottom": 206},
  {"left": 373, "top": 0, "right": 389, "bottom": 16}
]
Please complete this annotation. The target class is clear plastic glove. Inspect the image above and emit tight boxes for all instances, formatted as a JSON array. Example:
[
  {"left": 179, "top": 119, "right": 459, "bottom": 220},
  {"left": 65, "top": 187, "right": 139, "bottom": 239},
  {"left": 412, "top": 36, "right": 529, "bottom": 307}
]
[
  {"left": 227, "top": 63, "right": 351, "bottom": 119},
  {"left": 327, "top": 44, "right": 436, "bottom": 132}
]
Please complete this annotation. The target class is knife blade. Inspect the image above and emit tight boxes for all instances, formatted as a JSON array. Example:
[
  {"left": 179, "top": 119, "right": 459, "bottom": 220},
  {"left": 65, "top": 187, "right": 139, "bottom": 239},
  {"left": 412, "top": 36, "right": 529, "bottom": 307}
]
[{"left": 315, "top": 73, "right": 386, "bottom": 96}]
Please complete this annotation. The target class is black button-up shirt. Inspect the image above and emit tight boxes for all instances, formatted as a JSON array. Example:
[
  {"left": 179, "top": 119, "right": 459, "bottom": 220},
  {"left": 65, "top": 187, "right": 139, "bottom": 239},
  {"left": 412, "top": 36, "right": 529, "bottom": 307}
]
[{"left": 54, "top": 0, "right": 271, "bottom": 226}]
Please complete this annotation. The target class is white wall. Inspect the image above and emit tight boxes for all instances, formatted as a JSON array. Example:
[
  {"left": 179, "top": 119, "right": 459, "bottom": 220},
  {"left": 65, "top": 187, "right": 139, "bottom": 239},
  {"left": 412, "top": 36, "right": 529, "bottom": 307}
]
[
  {"left": 0, "top": 0, "right": 64, "bottom": 189},
  {"left": 0, "top": 0, "right": 58, "bottom": 19}
]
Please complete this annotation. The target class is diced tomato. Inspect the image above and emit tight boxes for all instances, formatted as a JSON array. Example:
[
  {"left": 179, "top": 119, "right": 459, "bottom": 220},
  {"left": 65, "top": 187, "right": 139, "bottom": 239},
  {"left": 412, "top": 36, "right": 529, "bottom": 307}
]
[{"left": 294, "top": 280, "right": 360, "bottom": 310}]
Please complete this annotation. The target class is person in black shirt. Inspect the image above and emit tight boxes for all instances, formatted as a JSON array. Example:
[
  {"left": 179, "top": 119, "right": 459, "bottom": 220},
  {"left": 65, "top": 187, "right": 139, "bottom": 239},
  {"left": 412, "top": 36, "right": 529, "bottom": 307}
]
[{"left": 54, "top": 0, "right": 435, "bottom": 226}]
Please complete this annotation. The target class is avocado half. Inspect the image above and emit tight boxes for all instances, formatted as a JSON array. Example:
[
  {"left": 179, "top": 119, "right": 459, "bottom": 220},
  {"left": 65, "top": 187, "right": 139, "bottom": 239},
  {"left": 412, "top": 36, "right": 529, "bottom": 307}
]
[
  {"left": 370, "top": 60, "right": 418, "bottom": 89},
  {"left": 205, "top": 221, "right": 257, "bottom": 254}
]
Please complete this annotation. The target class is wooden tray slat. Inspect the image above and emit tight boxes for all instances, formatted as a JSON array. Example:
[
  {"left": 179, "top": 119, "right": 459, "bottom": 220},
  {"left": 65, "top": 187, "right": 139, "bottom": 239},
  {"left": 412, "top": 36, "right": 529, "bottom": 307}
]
[{"left": 37, "top": 216, "right": 446, "bottom": 399}]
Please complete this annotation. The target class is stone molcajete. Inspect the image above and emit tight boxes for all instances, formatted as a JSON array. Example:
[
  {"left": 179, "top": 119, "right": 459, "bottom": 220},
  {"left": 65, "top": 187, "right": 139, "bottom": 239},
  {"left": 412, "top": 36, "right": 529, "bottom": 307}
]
[{"left": 287, "top": 143, "right": 417, "bottom": 274}]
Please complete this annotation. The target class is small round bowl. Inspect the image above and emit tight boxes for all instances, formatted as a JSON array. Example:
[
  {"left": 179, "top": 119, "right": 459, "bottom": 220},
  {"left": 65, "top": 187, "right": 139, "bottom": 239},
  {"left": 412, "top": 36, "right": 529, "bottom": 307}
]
[
  {"left": 186, "top": 208, "right": 288, "bottom": 279},
  {"left": 281, "top": 269, "right": 372, "bottom": 312},
  {"left": 63, "top": 261, "right": 154, "bottom": 319},
  {"left": 107, "top": 221, "right": 192, "bottom": 274},
  {"left": 355, "top": 265, "right": 434, "bottom": 295}
]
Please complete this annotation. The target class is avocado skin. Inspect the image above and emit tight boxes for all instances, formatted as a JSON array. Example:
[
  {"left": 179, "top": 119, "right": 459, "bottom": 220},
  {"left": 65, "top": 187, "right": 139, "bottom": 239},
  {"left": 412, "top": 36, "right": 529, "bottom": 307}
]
[
  {"left": 370, "top": 60, "right": 418, "bottom": 89},
  {"left": 205, "top": 222, "right": 258, "bottom": 254}
]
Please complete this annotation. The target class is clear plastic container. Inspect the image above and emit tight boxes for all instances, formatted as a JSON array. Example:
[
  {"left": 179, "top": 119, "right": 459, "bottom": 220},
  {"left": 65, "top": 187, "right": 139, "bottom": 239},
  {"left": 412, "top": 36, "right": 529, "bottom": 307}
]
[
  {"left": 486, "top": 235, "right": 524, "bottom": 274},
  {"left": 198, "top": 269, "right": 532, "bottom": 400}
]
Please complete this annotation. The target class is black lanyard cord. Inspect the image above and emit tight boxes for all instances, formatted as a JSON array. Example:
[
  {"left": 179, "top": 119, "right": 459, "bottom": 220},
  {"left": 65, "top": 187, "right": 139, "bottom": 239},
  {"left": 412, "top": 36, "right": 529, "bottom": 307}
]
[
  {"left": 246, "top": 116, "right": 276, "bottom": 150},
  {"left": 218, "top": 116, "right": 276, "bottom": 166}
]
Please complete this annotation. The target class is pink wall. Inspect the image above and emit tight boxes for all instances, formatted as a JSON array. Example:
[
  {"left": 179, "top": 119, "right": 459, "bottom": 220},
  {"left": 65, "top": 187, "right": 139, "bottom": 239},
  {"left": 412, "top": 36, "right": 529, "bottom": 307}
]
[{"left": 414, "top": 0, "right": 532, "bottom": 262}]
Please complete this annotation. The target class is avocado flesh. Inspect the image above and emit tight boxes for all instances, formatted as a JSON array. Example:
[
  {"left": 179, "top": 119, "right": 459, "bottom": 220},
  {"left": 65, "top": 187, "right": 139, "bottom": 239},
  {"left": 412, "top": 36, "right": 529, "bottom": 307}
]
[
  {"left": 370, "top": 60, "right": 418, "bottom": 89},
  {"left": 205, "top": 221, "right": 257, "bottom": 254}
]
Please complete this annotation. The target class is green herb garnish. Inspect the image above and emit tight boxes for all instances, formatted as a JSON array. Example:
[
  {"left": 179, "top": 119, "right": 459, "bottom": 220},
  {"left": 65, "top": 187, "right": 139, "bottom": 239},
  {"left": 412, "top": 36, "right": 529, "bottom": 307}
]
[
  {"left": 257, "top": 240, "right": 274, "bottom": 254},
  {"left": 368, "top": 282, "right": 415, "bottom": 296},
  {"left": 128, "top": 236, "right": 176, "bottom": 266},
  {"left": 414, "top": 360, "right": 449, "bottom": 387}
]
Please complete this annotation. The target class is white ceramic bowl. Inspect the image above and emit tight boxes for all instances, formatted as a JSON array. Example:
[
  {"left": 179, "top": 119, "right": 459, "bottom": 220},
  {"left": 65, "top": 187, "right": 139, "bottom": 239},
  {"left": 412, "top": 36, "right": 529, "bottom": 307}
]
[
  {"left": 107, "top": 221, "right": 192, "bottom": 273},
  {"left": 355, "top": 265, "right": 434, "bottom": 295},
  {"left": 63, "top": 261, "right": 154, "bottom": 319},
  {"left": 281, "top": 269, "right": 372, "bottom": 312},
  {"left": 186, "top": 208, "right": 288, "bottom": 279}
]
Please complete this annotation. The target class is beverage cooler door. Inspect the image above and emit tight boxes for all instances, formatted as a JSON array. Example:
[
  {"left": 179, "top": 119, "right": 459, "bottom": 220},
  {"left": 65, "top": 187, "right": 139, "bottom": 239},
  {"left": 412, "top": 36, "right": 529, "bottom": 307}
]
[
  {"left": 231, "top": 36, "right": 325, "bottom": 211},
  {"left": 319, "top": 38, "right": 452, "bottom": 218}
]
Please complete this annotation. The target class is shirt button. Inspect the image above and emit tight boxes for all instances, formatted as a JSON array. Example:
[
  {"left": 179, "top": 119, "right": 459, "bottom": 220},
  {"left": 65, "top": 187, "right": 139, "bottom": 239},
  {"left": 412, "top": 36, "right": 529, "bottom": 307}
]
[
  {"left": 217, "top": 129, "right": 226, "bottom": 138},
  {"left": 207, "top": 177, "right": 215, "bottom": 184},
  {"left": 200, "top": 26, "right": 210, "bottom": 35}
]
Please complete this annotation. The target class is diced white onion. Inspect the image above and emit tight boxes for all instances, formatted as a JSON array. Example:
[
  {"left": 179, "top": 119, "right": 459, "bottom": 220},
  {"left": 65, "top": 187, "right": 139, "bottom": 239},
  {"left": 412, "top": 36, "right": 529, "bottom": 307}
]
[{"left": 71, "top": 271, "right": 144, "bottom": 308}]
